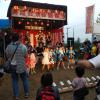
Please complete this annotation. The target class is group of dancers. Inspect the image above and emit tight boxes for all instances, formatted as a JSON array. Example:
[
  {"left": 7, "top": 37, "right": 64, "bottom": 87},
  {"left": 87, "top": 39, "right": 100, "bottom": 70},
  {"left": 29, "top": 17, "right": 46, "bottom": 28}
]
[{"left": 26, "top": 45, "right": 76, "bottom": 74}]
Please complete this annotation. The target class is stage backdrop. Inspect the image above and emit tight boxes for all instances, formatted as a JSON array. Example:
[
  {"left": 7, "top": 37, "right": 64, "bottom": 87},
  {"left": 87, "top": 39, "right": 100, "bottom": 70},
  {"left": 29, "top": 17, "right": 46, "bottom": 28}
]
[{"left": 13, "top": 28, "right": 63, "bottom": 47}]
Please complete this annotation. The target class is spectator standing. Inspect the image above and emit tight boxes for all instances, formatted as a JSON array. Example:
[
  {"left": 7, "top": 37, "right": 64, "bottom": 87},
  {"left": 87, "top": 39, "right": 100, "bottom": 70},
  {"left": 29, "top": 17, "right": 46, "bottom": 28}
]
[
  {"left": 91, "top": 41, "right": 97, "bottom": 58},
  {"left": 72, "top": 66, "right": 88, "bottom": 100},
  {"left": 5, "top": 33, "right": 29, "bottom": 100},
  {"left": 36, "top": 72, "right": 60, "bottom": 100},
  {"left": 97, "top": 40, "right": 100, "bottom": 54}
]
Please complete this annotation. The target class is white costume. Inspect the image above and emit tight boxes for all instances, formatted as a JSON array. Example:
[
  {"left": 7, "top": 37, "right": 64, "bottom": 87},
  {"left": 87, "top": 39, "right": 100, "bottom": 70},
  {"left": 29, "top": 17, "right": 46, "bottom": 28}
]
[{"left": 42, "top": 51, "right": 50, "bottom": 65}]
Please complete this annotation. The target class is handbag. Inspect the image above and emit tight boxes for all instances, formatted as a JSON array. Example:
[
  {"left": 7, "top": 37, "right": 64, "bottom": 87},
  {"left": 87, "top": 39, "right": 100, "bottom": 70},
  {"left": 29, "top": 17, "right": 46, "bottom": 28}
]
[{"left": 4, "top": 44, "right": 19, "bottom": 73}]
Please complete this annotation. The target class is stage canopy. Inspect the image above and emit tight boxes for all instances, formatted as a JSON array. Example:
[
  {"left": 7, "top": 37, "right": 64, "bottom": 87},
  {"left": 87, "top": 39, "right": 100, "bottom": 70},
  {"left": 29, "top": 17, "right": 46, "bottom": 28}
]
[{"left": 7, "top": 0, "right": 67, "bottom": 30}]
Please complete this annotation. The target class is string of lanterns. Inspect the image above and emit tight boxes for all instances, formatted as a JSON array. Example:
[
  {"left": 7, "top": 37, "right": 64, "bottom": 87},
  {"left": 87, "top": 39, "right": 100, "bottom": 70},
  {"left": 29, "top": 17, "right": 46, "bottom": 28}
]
[{"left": 17, "top": 19, "right": 50, "bottom": 27}]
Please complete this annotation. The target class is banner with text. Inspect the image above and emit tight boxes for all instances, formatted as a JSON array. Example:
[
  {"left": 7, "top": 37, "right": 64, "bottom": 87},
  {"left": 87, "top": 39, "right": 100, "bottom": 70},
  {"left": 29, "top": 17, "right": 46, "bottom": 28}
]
[{"left": 86, "top": 5, "right": 94, "bottom": 33}]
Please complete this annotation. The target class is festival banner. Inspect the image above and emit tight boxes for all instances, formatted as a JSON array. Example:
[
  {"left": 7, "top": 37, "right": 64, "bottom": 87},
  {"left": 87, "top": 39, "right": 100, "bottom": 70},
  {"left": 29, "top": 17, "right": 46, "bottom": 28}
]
[
  {"left": 11, "top": 6, "right": 66, "bottom": 20},
  {"left": 86, "top": 5, "right": 94, "bottom": 33}
]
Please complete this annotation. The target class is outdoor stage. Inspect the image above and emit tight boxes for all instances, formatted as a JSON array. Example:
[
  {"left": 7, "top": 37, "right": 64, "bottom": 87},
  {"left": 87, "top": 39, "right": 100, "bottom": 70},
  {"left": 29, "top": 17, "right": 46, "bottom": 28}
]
[
  {"left": 7, "top": 0, "right": 67, "bottom": 47},
  {"left": 0, "top": 64, "right": 99, "bottom": 100}
]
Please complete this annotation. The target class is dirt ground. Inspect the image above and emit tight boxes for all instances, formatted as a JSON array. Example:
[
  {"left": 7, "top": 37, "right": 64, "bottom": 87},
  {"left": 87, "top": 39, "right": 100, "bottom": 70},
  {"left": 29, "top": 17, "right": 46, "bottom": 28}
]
[{"left": 0, "top": 65, "right": 100, "bottom": 100}]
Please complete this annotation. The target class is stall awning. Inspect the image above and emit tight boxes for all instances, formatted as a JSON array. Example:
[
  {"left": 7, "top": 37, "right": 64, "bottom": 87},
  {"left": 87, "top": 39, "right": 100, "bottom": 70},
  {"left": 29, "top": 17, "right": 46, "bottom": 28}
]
[{"left": 0, "top": 19, "right": 11, "bottom": 29}]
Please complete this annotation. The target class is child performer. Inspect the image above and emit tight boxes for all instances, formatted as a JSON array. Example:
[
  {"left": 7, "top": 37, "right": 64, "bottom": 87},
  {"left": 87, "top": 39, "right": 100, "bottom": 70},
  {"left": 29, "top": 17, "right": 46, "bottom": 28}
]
[
  {"left": 54, "top": 47, "right": 59, "bottom": 67},
  {"left": 57, "top": 46, "right": 66, "bottom": 70},
  {"left": 64, "top": 47, "right": 69, "bottom": 62},
  {"left": 25, "top": 53, "right": 30, "bottom": 75},
  {"left": 42, "top": 47, "right": 50, "bottom": 71},
  {"left": 49, "top": 48, "right": 55, "bottom": 70},
  {"left": 68, "top": 46, "right": 75, "bottom": 69},
  {"left": 30, "top": 49, "right": 37, "bottom": 74}
]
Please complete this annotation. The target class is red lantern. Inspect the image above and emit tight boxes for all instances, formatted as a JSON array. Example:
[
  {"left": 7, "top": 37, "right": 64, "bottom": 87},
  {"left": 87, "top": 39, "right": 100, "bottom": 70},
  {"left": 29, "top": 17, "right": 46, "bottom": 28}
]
[
  {"left": 47, "top": 23, "right": 49, "bottom": 26},
  {"left": 41, "top": 22, "right": 44, "bottom": 26},
  {"left": 18, "top": 21, "right": 21, "bottom": 24},
  {"left": 34, "top": 22, "right": 37, "bottom": 25},
  {"left": 27, "top": 21, "right": 30, "bottom": 25}
]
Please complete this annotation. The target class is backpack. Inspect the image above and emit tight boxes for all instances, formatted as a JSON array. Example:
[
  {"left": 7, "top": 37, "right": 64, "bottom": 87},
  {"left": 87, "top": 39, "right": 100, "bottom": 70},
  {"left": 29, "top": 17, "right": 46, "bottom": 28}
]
[{"left": 39, "top": 86, "right": 56, "bottom": 100}]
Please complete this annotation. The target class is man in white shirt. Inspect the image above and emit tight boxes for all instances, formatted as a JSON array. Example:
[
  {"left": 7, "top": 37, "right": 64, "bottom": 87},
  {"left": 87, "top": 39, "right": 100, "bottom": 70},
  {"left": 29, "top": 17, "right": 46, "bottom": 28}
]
[
  {"left": 75, "top": 54, "right": 100, "bottom": 100},
  {"left": 76, "top": 54, "right": 100, "bottom": 69}
]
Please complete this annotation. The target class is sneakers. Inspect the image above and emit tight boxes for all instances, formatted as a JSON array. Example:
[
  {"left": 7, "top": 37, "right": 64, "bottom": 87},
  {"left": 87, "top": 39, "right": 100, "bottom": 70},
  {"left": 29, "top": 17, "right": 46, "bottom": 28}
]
[
  {"left": 33, "top": 70, "right": 36, "bottom": 74},
  {"left": 63, "top": 66, "right": 66, "bottom": 70},
  {"left": 13, "top": 96, "right": 19, "bottom": 100},
  {"left": 57, "top": 67, "right": 59, "bottom": 70},
  {"left": 25, "top": 93, "right": 29, "bottom": 98},
  {"left": 67, "top": 65, "right": 70, "bottom": 69}
]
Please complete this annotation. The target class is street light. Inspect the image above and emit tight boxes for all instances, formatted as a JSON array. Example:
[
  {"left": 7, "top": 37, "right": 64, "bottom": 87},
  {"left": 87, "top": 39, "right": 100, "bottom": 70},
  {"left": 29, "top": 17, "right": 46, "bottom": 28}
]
[{"left": 66, "top": 27, "right": 70, "bottom": 44}]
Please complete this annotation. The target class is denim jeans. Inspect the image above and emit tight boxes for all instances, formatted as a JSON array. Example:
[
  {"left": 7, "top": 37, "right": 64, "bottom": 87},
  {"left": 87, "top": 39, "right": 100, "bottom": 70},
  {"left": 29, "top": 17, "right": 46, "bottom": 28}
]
[{"left": 11, "top": 71, "right": 29, "bottom": 97}]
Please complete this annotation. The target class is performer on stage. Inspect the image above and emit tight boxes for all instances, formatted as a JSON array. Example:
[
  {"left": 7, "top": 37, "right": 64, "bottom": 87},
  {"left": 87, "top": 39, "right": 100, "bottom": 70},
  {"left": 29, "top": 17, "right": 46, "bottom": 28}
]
[
  {"left": 68, "top": 46, "right": 75, "bottom": 69},
  {"left": 36, "top": 32, "right": 46, "bottom": 47},
  {"left": 30, "top": 49, "right": 37, "bottom": 74},
  {"left": 46, "top": 32, "right": 52, "bottom": 47},
  {"left": 42, "top": 47, "right": 50, "bottom": 71},
  {"left": 57, "top": 46, "right": 66, "bottom": 70},
  {"left": 64, "top": 47, "right": 69, "bottom": 62},
  {"left": 54, "top": 47, "right": 59, "bottom": 67},
  {"left": 49, "top": 48, "right": 55, "bottom": 70}
]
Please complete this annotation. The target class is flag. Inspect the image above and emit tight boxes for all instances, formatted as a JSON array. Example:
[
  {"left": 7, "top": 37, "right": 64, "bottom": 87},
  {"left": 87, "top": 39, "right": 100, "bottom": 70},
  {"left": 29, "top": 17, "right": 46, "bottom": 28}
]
[{"left": 86, "top": 5, "right": 94, "bottom": 33}]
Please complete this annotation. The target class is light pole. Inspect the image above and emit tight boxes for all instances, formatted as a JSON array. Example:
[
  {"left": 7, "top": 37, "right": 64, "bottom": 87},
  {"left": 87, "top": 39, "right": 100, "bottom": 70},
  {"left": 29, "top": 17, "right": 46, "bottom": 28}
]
[{"left": 66, "top": 27, "right": 70, "bottom": 44}]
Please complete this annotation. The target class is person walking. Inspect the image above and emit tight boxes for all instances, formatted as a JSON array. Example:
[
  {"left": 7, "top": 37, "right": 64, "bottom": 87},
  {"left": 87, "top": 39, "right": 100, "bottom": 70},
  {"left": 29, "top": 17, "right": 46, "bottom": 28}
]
[{"left": 5, "top": 32, "right": 29, "bottom": 100}]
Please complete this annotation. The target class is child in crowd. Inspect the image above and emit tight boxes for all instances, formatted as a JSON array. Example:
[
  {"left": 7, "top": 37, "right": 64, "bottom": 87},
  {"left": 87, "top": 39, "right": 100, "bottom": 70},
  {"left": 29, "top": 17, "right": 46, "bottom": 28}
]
[
  {"left": 57, "top": 46, "right": 66, "bottom": 70},
  {"left": 49, "top": 48, "right": 55, "bottom": 70},
  {"left": 54, "top": 47, "right": 59, "bottom": 67},
  {"left": 30, "top": 49, "right": 37, "bottom": 74},
  {"left": 68, "top": 46, "right": 75, "bottom": 69},
  {"left": 25, "top": 53, "right": 30, "bottom": 75},
  {"left": 36, "top": 72, "right": 60, "bottom": 100},
  {"left": 64, "top": 47, "right": 69, "bottom": 62},
  {"left": 42, "top": 47, "right": 50, "bottom": 71},
  {"left": 91, "top": 41, "right": 97, "bottom": 58},
  {"left": 72, "top": 66, "right": 89, "bottom": 100}
]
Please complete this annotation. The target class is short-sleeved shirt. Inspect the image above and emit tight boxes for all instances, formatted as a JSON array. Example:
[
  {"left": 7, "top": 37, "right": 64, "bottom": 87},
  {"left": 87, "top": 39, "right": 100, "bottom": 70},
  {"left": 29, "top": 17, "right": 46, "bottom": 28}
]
[
  {"left": 6, "top": 42, "right": 27, "bottom": 73},
  {"left": 72, "top": 77, "right": 87, "bottom": 91},
  {"left": 89, "top": 54, "right": 100, "bottom": 68}
]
